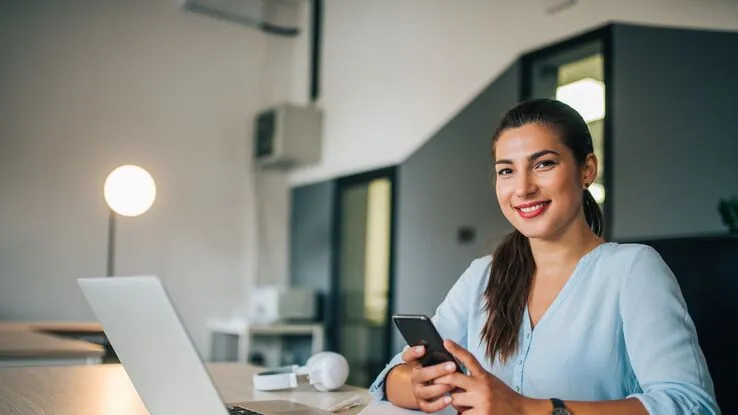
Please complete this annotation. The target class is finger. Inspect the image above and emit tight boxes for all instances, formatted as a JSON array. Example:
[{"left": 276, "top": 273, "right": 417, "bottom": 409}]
[
  {"left": 433, "top": 372, "right": 476, "bottom": 391},
  {"left": 415, "top": 382, "right": 454, "bottom": 400},
  {"left": 444, "top": 340, "right": 483, "bottom": 375},
  {"left": 451, "top": 402, "right": 473, "bottom": 414},
  {"left": 402, "top": 345, "right": 425, "bottom": 366},
  {"left": 418, "top": 394, "right": 452, "bottom": 413},
  {"left": 451, "top": 403, "right": 472, "bottom": 414},
  {"left": 413, "top": 360, "right": 458, "bottom": 384},
  {"left": 449, "top": 390, "right": 476, "bottom": 408}
]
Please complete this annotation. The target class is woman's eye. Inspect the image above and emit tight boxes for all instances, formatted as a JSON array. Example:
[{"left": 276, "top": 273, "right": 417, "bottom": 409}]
[
  {"left": 497, "top": 168, "right": 512, "bottom": 176},
  {"left": 536, "top": 160, "right": 556, "bottom": 169}
]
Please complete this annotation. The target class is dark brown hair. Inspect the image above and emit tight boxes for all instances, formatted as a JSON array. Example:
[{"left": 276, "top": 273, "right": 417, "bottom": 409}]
[{"left": 481, "top": 98, "right": 604, "bottom": 363}]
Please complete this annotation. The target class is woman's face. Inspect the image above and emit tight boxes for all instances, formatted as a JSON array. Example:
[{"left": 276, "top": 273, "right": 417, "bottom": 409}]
[{"left": 493, "top": 123, "right": 596, "bottom": 240}]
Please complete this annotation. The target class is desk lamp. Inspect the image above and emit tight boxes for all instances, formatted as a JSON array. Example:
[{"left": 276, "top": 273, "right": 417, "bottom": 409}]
[{"left": 103, "top": 165, "right": 156, "bottom": 277}]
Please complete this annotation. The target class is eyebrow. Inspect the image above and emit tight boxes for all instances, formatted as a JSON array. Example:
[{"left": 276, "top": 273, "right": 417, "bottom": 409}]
[{"left": 495, "top": 149, "right": 560, "bottom": 165}]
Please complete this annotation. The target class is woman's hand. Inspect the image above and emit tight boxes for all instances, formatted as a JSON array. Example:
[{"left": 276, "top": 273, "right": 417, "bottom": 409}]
[
  {"left": 434, "top": 340, "right": 529, "bottom": 414},
  {"left": 401, "top": 344, "right": 459, "bottom": 413}
]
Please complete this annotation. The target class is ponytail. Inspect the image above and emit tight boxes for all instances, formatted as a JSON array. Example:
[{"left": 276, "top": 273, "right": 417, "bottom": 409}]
[
  {"left": 480, "top": 229, "right": 534, "bottom": 364},
  {"left": 583, "top": 188, "right": 604, "bottom": 237}
]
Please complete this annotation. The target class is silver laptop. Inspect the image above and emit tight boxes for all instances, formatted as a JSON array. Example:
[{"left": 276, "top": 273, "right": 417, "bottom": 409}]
[{"left": 77, "top": 275, "right": 329, "bottom": 415}]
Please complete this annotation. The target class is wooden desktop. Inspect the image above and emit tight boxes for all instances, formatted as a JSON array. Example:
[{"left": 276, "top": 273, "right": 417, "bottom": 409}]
[
  {"left": 0, "top": 362, "right": 372, "bottom": 414},
  {"left": 0, "top": 323, "right": 105, "bottom": 367}
]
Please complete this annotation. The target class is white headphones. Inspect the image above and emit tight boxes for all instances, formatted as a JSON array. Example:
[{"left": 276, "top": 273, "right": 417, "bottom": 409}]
[{"left": 252, "top": 352, "right": 350, "bottom": 392}]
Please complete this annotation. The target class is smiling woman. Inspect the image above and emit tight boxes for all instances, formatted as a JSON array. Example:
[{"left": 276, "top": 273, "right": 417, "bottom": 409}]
[
  {"left": 484, "top": 100, "right": 605, "bottom": 365},
  {"left": 368, "top": 99, "right": 719, "bottom": 415}
]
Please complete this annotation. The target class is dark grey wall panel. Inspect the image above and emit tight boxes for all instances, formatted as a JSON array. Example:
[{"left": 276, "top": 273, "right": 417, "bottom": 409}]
[
  {"left": 290, "top": 180, "right": 335, "bottom": 293},
  {"left": 393, "top": 62, "right": 520, "bottom": 352},
  {"left": 289, "top": 180, "right": 334, "bottom": 362},
  {"left": 612, "top": 25, "right": 738, "bottom": 240}
]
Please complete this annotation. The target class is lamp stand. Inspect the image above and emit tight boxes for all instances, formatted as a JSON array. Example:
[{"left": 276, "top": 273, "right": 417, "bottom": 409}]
[{"left": 107, "top": 209, "right": 116, "bottom": 277}]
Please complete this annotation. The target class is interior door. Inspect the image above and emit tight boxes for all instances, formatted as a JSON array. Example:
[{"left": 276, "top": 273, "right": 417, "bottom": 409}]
[{"left": 332, "top": 167, "right": 396, "bottom": 387}]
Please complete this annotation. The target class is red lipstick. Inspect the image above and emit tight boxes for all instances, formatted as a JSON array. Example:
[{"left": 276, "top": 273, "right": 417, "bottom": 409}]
[{"left": 514, "top": 201, "right": 551, "bottom": 219}]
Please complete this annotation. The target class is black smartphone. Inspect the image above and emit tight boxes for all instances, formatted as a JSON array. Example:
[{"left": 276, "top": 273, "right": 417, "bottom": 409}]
[{"left": 392, "top": 314, "right": 464, "bottom": 372}]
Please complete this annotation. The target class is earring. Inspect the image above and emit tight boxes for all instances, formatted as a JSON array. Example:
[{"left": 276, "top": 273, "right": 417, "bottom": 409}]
[{"left": 584, "top": 183, "right": 589, "bottom": 189}]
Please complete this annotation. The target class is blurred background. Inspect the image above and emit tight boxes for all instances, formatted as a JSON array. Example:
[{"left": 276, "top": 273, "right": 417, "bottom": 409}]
[{"left": 1, "top": 0, "right": 738, "bottom": 412}]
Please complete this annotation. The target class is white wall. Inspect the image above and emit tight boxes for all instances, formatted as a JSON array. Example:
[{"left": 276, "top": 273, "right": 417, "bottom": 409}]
[
  {"left": 252, "top": 0, "right": 312, "bottom": 289},
  {"left": 289, "top": 0, "right": 738, "bottom": 185},
  {"left": 0, "top": 0, "right": 269, "bottom": 355}
]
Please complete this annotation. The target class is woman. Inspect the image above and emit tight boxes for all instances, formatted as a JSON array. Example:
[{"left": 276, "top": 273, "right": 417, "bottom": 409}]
[{"left": 368, "top": 98, "right": 719, "bottom": 414}]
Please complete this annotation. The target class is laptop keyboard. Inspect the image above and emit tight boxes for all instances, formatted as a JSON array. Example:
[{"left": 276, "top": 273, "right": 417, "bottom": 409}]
[{"left": 229, "top": 407, "right": 264, "bottom": 415}]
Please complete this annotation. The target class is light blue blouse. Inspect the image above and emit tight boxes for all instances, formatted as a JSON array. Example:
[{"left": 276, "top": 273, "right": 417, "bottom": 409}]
[{"left": 368, "top": 242, "right": 719, "bottom": 414}]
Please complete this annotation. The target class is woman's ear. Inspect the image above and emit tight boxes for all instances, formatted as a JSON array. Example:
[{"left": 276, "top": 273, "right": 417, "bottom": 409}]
[{"left": 582, "top": 153, "right": 598, "bottom": 188}]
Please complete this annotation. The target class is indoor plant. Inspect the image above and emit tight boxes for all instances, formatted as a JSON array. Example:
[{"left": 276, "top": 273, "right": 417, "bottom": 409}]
[{"left": 718, "top": 196, "right": 738, "bottom": 234}]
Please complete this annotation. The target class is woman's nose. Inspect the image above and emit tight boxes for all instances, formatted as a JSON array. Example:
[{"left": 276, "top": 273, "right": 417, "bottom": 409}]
[{"left": 514, "top": 172, "right": 538, "bottom": 198}]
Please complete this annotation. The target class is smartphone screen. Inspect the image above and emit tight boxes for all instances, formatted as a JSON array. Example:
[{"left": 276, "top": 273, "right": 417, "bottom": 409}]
[{"left": 392, "top": 314, "right": 463, "bottom": 372}]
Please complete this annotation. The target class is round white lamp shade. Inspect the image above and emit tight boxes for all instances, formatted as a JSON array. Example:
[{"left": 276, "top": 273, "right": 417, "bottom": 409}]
[{"left": 104, "top": 165, "right": 156, "bottom": 217}]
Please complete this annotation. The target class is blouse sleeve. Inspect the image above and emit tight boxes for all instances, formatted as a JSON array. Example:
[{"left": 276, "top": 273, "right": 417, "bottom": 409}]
[
  {"left": 367, "top": 256, "right": 490, "bottom": 401},
  {"left": 620, "top": 245, "right": 719, "bottom": 414}
]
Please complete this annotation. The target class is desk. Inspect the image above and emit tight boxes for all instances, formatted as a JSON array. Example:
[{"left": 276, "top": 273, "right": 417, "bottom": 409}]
[
  {"left": 0, "top": 329, "right": 105, "bottom": 367},
  {"left": 208, "top": 319, "right": 324, "bottom": 366},
  {"left": 0, "top": 362, "right": 371, "bottom": 415},
  {"left": 0, "top": 321, "right": 103, "bottom": 333},
  {"left": 0, "top": 321, "right": 106, "bottom": 344}
]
